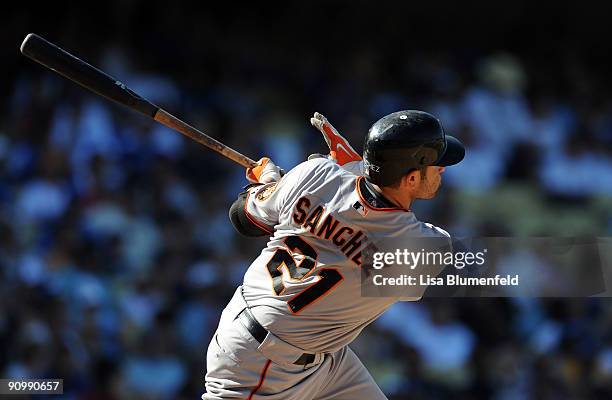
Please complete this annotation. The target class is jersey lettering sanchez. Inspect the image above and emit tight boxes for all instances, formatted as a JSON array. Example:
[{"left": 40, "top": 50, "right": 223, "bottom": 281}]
[{"left": 241, "top": 157, "right": 450, "bottom": 353}]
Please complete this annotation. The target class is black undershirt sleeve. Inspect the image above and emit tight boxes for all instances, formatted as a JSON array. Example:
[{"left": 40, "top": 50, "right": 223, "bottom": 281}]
[{"left": 228, "top": 188, "right": 270, "bottom": 237}]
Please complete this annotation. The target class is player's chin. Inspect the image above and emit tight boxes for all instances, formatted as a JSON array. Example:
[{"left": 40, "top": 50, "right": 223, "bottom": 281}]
[
  {"left": 426, "top": 185, "right": 442, "bottom": 199},
  {"left": 419, "top": 190, "right": 438, "bottom": 200}
]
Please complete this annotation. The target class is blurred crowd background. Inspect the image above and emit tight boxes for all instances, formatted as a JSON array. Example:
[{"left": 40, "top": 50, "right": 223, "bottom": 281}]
[{"left": 1, "top": 2, "right": 611, "bottom": 399}]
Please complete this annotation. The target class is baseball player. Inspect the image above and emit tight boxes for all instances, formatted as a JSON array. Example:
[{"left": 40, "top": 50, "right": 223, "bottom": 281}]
[{"left": 203, "top": 110, "right": 466, "bottom": 399}]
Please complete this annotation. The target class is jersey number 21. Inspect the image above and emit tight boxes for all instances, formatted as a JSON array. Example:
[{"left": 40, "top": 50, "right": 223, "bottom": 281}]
[{"left": 266, "top": 236, "right": 343, "bottom": 313}]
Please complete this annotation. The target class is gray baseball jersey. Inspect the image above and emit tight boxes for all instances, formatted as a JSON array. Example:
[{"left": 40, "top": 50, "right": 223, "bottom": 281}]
[
  {"left": 242, "top": 157, "right": 449, "bottom": 353},
  {"left": 204, "top": 157, "right": 450, "bottom": 399}
]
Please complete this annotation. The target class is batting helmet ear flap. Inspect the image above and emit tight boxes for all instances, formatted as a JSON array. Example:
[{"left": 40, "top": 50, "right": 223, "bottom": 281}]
[{"left": 411, "top": 144, "right": 444, "bottom": 167}]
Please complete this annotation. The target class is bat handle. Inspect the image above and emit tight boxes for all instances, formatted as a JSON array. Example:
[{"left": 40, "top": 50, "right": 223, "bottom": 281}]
[{"left": 153, "top": 109, "right": 258, "bottom": 168}]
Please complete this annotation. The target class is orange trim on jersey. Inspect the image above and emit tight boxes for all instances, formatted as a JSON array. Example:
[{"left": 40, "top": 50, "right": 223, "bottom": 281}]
[
  {"left": 247, "top": 359, "right": 272, "bottom": 400},
  {"left": 355, "top": 176, "right": 409, "bottom": 212},
  {"left": 244, "top": 190, "right": 275, "bottom": 234}
]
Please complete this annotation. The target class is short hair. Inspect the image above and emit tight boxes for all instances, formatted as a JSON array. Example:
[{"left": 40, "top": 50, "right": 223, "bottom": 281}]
[{"left": 383, "top": 167, "right": 427, "bottom": 189}]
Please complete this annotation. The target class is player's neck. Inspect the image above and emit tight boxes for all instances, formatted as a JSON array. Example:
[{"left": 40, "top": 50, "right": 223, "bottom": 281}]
[{"left": 372, "top": 184, "right": 414, "bottom": 210}]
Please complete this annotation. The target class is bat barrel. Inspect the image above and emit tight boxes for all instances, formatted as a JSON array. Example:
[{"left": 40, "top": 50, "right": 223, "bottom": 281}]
[
  {"left": 20, "top": 33, "right": 258, "bottom": 170},
  {"left": 20, "top": 33, "right": 159, "bottom": 117}
]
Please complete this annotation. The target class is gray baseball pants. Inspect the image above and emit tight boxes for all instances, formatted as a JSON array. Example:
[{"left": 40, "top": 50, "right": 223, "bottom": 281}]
[{"left": 203, "top": 286, "right": 387, "bottom": 399}]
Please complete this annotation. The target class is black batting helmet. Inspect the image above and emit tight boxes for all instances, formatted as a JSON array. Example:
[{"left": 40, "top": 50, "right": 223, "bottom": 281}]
[{"left": 363, "top": 110, "right": 465, "bottom": 186}]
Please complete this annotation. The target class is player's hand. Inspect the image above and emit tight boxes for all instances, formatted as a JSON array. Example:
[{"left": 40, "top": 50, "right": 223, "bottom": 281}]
[
  {"left": 246, "top": 157, "right": 282, "bottom": 184},
  {"left": 310, "top": 112, "right": 362, "bottom": 166}
]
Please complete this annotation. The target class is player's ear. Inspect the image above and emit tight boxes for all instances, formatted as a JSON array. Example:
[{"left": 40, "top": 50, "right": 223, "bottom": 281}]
[{"left": 405, "top": 170, "right": 421, "bottom": 187}]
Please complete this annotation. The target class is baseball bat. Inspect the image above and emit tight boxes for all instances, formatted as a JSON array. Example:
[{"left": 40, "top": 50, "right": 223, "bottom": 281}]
[{"left": 20, "top": 33, "right": 258, "bottom": 169}]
